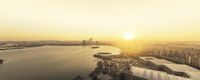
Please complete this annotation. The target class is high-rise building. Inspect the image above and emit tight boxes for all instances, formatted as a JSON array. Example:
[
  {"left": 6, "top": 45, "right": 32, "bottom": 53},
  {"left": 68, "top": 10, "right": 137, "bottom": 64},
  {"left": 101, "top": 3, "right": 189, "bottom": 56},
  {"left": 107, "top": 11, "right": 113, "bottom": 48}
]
[{"left": 88, "top": 38, "right": 93, "bottom": 45}]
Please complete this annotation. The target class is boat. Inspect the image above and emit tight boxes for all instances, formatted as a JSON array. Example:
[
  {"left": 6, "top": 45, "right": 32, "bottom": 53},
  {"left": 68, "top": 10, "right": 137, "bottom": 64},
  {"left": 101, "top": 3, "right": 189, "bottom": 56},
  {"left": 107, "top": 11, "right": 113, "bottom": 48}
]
[
  {"left": 0, "top": 48, "right": 7, "bottom": 50},
  {"left": 92, "top": 46, "right": 100, "bottom": 49},
  {"left": 0, "top": 59, "right": 3, "bottom": 64}
]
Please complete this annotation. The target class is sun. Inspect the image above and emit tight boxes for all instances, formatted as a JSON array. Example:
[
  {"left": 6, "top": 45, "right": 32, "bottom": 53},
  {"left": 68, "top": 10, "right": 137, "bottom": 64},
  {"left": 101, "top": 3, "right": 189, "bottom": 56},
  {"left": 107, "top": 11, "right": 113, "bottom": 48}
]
[{"left": 122, "top": 32, "right": 135, "bottom": 41}]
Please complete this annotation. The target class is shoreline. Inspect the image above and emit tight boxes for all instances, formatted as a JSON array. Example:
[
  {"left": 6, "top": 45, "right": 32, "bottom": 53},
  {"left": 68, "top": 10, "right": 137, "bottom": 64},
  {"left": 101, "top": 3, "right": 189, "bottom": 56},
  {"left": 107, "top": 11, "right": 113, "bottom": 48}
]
[{"left": 0, "top": 45, "right": 103, "bottom": 51}]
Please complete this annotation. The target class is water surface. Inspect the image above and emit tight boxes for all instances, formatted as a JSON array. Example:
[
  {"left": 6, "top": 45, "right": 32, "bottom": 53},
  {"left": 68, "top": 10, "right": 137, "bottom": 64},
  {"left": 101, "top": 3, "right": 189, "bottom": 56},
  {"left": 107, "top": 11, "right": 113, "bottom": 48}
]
[{"left": 0, "top": 46, "right": 121, "bottom": 80}]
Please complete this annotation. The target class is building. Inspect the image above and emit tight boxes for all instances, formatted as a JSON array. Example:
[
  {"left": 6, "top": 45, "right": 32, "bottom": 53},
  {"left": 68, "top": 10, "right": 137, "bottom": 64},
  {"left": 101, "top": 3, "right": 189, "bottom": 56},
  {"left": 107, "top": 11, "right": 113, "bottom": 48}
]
[
  {"left": 93, "top": 52, "right": 121, "bottom": 59},
  {"left": 139, "top": 57, "right": 158, "bottom": 65},
  {"left": 88, "top": 38, "right": 93, "bottom": 45},
  {"left": 162, "top": 64, "right": 200, "bottom": 80},
  {"left": 131, "top": 66, "right": 191, "bottom": 80},
  {"left": 139, "top": 56, "right": 175, "bottom": 70},
  {"left": 138, "top": 56, "right": 200, "bottom": 80},
  {"left": 142, "top": 42, "right": 200, "bottom": 68}
]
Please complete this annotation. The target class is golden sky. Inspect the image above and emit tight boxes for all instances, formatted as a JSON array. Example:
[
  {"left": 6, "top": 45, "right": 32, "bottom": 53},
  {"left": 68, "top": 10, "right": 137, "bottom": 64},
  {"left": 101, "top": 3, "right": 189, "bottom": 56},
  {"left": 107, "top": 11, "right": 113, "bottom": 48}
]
[{"left": 0, "top": 0, "right": 200, "bottom": 41}]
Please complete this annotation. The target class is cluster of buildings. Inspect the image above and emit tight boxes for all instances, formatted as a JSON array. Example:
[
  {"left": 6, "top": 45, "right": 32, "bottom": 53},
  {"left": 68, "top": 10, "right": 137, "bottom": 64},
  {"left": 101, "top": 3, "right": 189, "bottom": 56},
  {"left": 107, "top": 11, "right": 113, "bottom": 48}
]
[
  {"left": 88, "top": 50, "right": 200, "bottom": 80},
  {"left": 0, "top": 38, "right": 111, "bottom": 50},
  {"left": 141, "top": 42, "right": 200, "bottom": 69},
  {"left": 89, "top": 55, "right": 199, "bottom": 80},
  {"left": 0, "top": 40, "right": 92, "bottom": 50},
  {"left": 82, "top": 38, "right": 100, "bottom": 45}
]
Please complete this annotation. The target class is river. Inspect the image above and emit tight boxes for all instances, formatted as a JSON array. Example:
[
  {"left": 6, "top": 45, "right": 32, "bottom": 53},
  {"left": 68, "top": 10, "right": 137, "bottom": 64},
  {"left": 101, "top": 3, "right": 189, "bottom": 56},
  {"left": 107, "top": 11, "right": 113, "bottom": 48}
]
[{"left": 0, "top": 46, "right": 121, "bottom": 80}]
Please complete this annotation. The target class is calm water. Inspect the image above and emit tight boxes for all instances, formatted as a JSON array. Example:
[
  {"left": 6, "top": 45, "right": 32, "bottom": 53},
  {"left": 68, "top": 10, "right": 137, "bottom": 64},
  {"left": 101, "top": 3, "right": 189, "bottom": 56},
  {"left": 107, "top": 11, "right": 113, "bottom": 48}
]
[{"left": 0, "top": 46, "right": 121, "bottom": 80}]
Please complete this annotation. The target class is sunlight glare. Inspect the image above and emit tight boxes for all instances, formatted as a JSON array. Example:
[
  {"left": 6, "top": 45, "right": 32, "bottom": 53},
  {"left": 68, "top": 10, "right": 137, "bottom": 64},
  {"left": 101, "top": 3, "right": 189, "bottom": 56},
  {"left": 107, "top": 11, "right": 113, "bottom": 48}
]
[{"left": 122, "top": 32, "right": 135, "bottom": 41}]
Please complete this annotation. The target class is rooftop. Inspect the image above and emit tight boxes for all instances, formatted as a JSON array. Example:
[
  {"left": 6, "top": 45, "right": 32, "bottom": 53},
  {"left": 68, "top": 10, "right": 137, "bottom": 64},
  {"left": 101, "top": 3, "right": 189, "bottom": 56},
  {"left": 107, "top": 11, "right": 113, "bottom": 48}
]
[
  {"left": 163, "top": 64, "right": 200, "bottom": 80},
  {"left": 139, "top": 56, "right": 158, "bottom": 61},
  {"left": 150, "top": 59, "right": 175, "bottom": 66},
  {"left": 131, "top": 66, "right": 191, "bottom": 80},
  {"left": 139, "top": 56, "right": 175, "bottom": 65},
  {"left": 163, "top": 64, "right": 200, "bottom": 72}
]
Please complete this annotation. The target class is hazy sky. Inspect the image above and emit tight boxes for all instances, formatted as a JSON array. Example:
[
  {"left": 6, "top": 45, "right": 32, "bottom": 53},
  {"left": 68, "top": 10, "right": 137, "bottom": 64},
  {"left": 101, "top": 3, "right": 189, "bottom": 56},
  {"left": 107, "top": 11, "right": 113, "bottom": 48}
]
[{"left": 0, "top": 0, "right": 200, "bottom": 41}]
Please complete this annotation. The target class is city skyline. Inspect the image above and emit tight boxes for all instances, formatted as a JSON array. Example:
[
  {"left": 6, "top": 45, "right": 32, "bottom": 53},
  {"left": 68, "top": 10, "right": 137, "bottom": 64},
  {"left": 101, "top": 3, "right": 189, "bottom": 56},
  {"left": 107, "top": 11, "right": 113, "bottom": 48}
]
[{"left": 1, "top": 0, "right": 200, "bottom": 41}]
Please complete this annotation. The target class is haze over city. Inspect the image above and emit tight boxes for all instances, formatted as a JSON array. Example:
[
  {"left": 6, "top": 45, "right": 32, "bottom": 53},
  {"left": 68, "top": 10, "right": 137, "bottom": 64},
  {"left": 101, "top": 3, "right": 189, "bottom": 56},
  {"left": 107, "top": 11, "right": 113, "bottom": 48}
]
[
  {"left": 1, "top": 0, "right": 200, "bottom": 80},
  {"left": 1, "top": 0, "right": 200, "bottom": 41}
]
